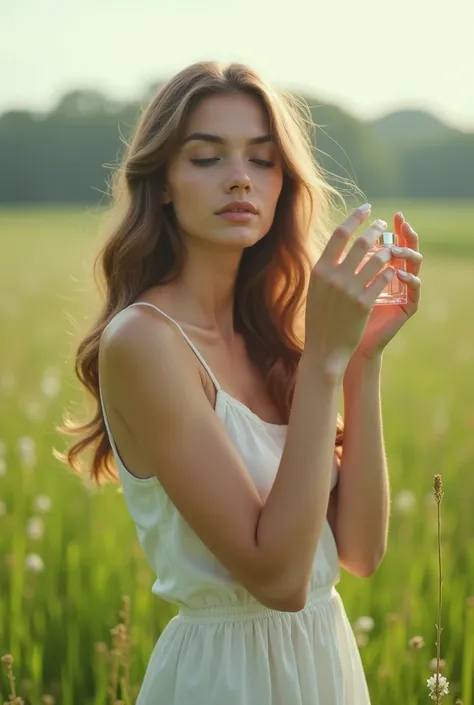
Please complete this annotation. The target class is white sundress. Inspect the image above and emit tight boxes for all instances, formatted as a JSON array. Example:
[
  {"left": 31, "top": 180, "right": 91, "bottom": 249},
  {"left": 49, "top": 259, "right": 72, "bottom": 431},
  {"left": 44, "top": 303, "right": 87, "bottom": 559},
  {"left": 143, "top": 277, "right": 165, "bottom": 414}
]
[{"left": 98, "top": 301, "right": 372, "bottom": 705}]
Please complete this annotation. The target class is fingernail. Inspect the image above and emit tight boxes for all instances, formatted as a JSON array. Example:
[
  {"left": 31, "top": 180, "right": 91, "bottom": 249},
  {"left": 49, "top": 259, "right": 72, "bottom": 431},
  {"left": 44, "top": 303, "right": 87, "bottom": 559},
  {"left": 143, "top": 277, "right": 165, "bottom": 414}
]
[
  {"left": 374, "top": 219, "right": 388, "bottom": 229},
  {"left": 391, "top": 246, "right": 404, "bottom": 255},
  {"left": 358, "top": 203, "right": 372, "bottom": 214},
  {"left": 397, "top": 212, "right": 404, "bottom": 219},
  {"left": 397, "top": 269, "right": 409, "bottom": 278}
]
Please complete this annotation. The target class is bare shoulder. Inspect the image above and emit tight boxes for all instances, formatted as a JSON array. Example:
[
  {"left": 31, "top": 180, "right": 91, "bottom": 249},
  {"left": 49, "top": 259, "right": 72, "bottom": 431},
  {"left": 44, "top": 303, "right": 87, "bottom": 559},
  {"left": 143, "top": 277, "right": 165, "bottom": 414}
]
[{"left": 98, "top": 303, "right": 208, "bottom": 453}]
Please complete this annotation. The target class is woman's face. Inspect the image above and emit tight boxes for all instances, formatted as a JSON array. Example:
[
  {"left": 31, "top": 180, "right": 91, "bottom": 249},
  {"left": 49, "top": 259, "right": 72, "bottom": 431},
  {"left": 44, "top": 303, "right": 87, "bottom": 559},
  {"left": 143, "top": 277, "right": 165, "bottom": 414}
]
[{"left": 163, "top": 92, "right": 284, "bottom": 250}]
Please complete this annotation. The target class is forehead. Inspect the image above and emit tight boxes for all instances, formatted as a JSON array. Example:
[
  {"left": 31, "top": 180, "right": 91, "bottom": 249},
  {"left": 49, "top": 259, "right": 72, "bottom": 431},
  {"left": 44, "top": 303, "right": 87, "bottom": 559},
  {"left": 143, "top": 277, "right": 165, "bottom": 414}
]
[{"left": 184, "top": 93, "right": 270, "bottom": 139}]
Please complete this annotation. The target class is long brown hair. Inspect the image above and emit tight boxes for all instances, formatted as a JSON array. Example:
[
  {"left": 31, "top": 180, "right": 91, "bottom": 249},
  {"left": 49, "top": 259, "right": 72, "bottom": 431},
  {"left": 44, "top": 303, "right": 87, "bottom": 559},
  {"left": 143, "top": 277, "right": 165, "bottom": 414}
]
[{"left": 54, "top": 60, "right": 361, "bottom": 485}]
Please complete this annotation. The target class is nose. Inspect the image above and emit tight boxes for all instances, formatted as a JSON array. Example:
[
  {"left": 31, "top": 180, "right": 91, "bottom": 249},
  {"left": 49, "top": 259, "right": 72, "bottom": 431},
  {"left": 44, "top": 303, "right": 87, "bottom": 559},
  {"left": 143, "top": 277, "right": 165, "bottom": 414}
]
[{"left": 225, "top": 163, "right": 252, "bottom": 193}]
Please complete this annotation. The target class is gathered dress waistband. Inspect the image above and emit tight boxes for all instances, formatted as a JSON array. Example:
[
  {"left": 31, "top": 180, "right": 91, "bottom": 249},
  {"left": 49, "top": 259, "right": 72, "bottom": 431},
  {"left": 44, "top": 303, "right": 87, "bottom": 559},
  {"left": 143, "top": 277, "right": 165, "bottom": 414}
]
[{"left": 177, "top": 584, "right": 337, "bottom": 624}]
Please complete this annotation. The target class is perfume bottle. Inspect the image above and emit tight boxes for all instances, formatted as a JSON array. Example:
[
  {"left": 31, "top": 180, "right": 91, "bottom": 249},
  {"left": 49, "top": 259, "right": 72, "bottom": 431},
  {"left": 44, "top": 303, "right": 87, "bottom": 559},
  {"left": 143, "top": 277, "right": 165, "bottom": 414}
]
[{"left": 357, "top": 232, "right": 408, "bottom": 306}]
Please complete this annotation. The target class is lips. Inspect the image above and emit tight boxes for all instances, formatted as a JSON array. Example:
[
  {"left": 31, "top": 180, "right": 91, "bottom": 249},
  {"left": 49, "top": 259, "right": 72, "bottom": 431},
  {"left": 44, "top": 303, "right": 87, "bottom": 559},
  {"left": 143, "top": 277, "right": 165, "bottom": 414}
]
[
  {"left": 217, "top": 201, "right": 257, "bottom": 215},
  {"left": 218, "top": 211, "right": 256, "bottom": 223}
]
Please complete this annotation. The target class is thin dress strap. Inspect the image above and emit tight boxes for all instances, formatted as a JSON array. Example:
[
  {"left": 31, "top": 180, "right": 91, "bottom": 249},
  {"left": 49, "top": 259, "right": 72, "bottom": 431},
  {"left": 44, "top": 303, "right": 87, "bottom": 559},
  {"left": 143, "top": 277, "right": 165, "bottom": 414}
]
[{"left": 127, "top": 302, "right": 222, "bottom": 393}]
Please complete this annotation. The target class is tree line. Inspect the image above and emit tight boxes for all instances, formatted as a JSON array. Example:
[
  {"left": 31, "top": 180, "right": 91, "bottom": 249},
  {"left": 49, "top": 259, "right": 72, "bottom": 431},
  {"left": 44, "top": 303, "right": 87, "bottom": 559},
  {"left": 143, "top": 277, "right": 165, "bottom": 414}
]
[{"left": 1, "top": 84, "right": 472, "bottom": 204}]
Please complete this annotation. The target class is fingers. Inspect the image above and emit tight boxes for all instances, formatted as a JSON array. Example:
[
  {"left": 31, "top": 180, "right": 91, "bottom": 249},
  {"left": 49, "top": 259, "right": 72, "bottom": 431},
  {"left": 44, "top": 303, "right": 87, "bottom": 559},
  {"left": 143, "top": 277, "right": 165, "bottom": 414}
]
[
  {"left": 339, "top": 219, "right": 388, "bottom": 274},
  {"left": 321, "top": 205, "right": 373, "bottom": 265},
  {"left": 354, "top": 246, "right": 392, "bottom": 287},
  {"left": 397, "top": 269, "right": 421, "bottom": 307},
  {"left": 390, "top": 246, "right": 423, "bottom": 276},
  {"left": 402, "top": 223, "right": 420, "bottom": 275},
  {"left": 361, "top": 267, "right": 397, "bottom": 305}
]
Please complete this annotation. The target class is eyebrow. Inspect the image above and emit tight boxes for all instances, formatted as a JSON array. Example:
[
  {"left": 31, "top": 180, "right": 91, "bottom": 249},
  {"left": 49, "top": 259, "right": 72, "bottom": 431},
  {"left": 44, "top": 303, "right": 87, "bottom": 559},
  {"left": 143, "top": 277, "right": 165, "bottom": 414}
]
[{"left": 182, "top": 132, "right": 273, "bottom": 146}]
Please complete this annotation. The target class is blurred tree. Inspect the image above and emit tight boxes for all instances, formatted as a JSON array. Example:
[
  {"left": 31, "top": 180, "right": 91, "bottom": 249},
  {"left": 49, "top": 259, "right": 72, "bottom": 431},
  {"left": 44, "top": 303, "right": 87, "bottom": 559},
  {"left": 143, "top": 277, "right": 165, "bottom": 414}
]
[{"left": 0, "top": 84, "right": 471, "bottom": 204}]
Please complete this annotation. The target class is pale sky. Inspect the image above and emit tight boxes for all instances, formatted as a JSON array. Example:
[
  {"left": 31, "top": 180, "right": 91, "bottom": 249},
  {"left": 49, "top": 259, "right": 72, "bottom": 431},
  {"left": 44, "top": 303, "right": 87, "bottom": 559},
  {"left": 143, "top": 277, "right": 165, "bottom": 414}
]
[{"left": 2, "top": 0, "right": 473, "bottom": 131}]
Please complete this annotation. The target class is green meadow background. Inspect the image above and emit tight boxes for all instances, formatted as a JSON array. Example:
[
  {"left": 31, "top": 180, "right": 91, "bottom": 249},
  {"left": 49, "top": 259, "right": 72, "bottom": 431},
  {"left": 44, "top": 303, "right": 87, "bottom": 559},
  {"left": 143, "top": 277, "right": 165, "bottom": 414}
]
[{"left": 1, "top": 200, "right": 473, "bottom": 703}]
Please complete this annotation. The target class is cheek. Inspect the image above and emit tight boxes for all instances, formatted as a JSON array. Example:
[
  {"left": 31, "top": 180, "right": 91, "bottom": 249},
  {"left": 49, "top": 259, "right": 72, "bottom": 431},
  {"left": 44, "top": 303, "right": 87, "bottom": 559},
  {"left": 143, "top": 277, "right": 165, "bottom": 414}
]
[
  {"left": 265, "top": 171, "right": 283, "bottom": 211},
  {"left": 171, "top": 168, "right": 212, "bottom": 216},
  {"left": 184, "top": 166, "right": 217, "bottom": 198}
]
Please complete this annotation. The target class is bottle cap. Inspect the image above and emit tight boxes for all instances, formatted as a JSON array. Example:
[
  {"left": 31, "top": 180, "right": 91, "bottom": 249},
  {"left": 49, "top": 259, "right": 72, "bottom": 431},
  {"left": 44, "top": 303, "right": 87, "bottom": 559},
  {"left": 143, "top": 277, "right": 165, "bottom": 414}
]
[{"left": 378, "top": 231, "right": 401, "bottom": 246}]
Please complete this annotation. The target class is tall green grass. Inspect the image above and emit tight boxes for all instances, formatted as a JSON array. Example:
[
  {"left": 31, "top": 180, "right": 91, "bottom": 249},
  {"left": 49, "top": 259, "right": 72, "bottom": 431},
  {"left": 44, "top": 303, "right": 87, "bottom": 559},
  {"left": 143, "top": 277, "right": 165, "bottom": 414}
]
[{"left": 1, "top": 202, "right": 473, "bottom": 703}]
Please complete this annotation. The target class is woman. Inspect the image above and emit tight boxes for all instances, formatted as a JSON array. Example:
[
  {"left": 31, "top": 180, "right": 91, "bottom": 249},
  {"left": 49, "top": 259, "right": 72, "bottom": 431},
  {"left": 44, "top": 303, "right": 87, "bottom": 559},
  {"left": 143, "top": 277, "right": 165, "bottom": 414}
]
[{"left": 57, "top": 60, "right": 422, "bottom": 704}]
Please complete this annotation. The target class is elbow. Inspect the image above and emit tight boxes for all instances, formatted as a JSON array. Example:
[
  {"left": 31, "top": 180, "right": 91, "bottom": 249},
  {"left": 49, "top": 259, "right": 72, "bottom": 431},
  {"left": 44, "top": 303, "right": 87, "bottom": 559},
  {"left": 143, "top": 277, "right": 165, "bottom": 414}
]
[
  {"left": 356, "top": 562, "right": 378, "bottom": 579},
  {"left": 260, "top": 585, "right": 308, "bottom": 613},
  {"left": 340, "top": 549, "right": 386, "bottom": 579},
  {"left": 258, "top": 575, "right": 310, "bottom": 613}
]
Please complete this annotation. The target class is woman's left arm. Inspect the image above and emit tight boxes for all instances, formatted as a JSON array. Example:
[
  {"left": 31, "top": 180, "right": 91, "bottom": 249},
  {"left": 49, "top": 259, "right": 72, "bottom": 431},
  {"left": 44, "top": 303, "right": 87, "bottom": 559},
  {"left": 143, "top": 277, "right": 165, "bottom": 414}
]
[
  {"left": 328, "top": 355, "right": 389, "bottom": 578},
  {"left": 326, "top": 212, "right": 422, "bottom": 578}
]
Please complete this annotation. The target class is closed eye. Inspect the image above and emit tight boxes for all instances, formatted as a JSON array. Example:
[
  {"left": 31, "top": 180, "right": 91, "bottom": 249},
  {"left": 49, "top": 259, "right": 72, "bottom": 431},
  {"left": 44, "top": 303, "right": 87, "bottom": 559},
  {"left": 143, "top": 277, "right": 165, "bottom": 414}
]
[{"left": 191, "top": 158, "right": 275, "bottom": 168}]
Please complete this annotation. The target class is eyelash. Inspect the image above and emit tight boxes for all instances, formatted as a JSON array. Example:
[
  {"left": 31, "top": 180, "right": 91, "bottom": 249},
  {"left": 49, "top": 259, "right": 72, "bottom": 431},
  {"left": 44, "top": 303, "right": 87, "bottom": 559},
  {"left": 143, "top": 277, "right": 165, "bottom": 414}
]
[{"left": 191, "top": 158, "right": 275, "bottom": 168}]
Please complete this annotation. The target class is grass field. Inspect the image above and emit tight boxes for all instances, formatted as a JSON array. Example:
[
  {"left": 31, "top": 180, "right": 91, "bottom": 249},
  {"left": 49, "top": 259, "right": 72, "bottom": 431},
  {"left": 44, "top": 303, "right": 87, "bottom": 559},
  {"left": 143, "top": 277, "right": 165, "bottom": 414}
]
[{"left": 0, "top": 201, "right": 473, "bottom": 704}]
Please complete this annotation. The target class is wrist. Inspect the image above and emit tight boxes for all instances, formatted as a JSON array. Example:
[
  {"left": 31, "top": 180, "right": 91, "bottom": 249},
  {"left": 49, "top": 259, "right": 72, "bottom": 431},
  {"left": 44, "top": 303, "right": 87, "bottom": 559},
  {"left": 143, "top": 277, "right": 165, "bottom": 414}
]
[
  {"left": 300, "top": 350, "right": 348, "bottom": 386},
  {"left": 344, "top": 353, "right": 383, "bottom": 384}
]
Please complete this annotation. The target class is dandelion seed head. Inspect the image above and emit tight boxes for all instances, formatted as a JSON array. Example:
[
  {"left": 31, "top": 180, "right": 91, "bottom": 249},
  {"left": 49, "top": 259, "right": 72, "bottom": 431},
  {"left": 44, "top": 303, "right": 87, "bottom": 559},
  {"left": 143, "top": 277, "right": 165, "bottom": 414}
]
[
  {"left": 394, "top": 489, "right": 416, "bottom": 514},
  {"left": 33, "top": 494, "right": 52, "bottom": 513},
  {"left": 354, "top": 616, "right": 375, "bottom": 633},
  {"left": 24, "top": 400, "right": 46, "bottom": 423},
  {"left": 17, "top": 435, "right": 37, "bottom": 468},
  {"left": 409, "top": 635, "right": 425, "bottom": 649},
  {"left": 26, "top": 516, "right": 45, "bottom": 540},
  {"left": 355, "top": 633, "right": 368, "bottom": 648},
  {"left": 41, "top": 367, "right": 62, "bottom": 399},
  {"left": 24, "top": 553, "right": 44, "bottom": 573},
  {"left": 429, "top": 658, "right": 447, "bottom": 671}
]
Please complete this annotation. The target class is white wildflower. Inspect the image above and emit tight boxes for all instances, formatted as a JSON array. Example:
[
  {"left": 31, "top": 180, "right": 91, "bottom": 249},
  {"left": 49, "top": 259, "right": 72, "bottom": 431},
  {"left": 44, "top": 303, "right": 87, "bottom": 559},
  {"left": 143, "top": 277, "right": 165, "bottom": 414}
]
[
  {"left": 355, "top": 633, "right": 368, "bottom": 647},
  {"left": 408, "top": 635, "right": 425, "bottom": 649},
  {"left": 394, "top": 490, "right": 416, "bottom": 514},
  {"left": 33, "top": 494, "right": 52, "bottom": 513},
  {"left": 427, "top": 673, "right": 449, "bottom": 700},
  {"left": 24, "top": 400, "right": 46, "bottom": 423},
  {"left": 24, "top": 553, "right": 44, "bottom": 572},
  {"left": 429, "top": 658, "right": 446, "bottom": 671},
  {"left": 27, "top": 516, "right": 45, "bottom": 540},
  {"left": 41, "top": 366, "right": 61, "bottom": 398},
  {"left": 17, "top": 436, "right": 37, "bottom": 467},
  {"left": 354, "top": 616, "right": 374, "bottom": 633}
]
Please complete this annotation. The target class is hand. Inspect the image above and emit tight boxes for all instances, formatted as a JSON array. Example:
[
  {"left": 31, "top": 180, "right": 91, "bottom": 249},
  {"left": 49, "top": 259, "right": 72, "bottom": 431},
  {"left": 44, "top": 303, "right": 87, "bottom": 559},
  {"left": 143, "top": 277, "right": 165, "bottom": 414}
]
[
  {"left": 349, "top": 212, "right": 423, "bottom": 362},
  {"left": 304, "top": 205, "right": 401, "bottom": 377}
]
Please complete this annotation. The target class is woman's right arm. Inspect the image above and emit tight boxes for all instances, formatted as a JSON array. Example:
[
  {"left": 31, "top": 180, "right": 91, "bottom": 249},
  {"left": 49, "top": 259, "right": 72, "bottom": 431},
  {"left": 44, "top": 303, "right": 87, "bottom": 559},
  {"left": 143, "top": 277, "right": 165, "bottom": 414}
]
[{"left": 100, "top": 313, "right": 308, "bottom": 612}]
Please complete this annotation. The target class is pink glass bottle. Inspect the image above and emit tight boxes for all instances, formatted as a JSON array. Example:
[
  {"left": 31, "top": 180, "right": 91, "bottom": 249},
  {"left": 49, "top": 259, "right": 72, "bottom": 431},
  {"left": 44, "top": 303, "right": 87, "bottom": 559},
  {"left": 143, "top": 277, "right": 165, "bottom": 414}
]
[{"left": 357, "top": 231, "right": 408, "bottom": 305}]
